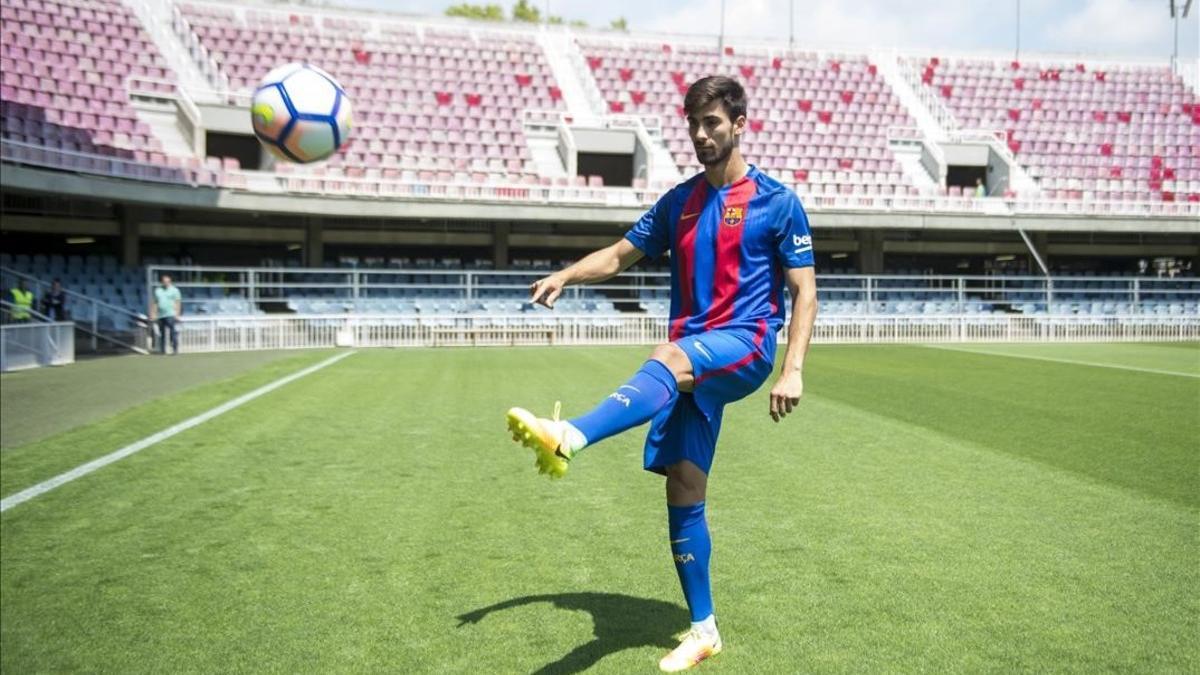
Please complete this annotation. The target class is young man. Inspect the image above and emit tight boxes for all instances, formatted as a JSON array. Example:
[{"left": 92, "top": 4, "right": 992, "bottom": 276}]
[
  {"left": 506, "top": 76, "right": 818, "bottom": 672},
  {"left": 149, "top": 273, "right": 182, "bottom": 355}
]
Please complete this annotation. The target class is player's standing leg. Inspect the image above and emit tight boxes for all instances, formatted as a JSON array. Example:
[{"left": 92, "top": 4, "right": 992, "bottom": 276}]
[
  {"left": 506, "top": 343, "right": 693, "bottom": 477},
  {"left": 658, "top": 461, "right": 722, "bottom": 671}
]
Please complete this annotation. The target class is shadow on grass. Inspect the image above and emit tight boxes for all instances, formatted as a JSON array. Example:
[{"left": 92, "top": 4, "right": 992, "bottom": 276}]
[{"left": 456, "top": 592, "right": 687, "bottom": 674}]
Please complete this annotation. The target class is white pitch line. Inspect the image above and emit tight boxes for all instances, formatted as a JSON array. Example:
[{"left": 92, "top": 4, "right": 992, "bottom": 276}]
[
  {"left": 0, "top": 350, "right": 357, "bottom": 513},
  {"left": 922, "top": 344, "right": 1200, "bottom": 379}
]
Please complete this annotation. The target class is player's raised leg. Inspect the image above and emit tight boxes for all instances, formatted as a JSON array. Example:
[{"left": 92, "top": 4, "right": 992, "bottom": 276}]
[
  {"left": 660, "top": 460, "right": 721, "bottom": 672},
  {"left": 505, "top": 343, "right": 693, "bottom": 477}
]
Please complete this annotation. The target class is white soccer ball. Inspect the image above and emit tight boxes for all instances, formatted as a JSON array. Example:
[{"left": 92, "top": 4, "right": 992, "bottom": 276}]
[{"left": 250, "top": 63, "right": 352, "bottom": 164}]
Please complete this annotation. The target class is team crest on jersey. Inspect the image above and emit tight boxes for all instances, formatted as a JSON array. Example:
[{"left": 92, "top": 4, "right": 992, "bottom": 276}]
[{"left": 722, "top": 206, "right": 744, "bottom": 227}]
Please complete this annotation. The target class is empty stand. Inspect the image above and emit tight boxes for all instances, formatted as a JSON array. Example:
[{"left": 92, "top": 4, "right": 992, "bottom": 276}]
[
  {"left": 7, "top": 254, "right": 1192, "bottom": 318},
  {"left": 0, "top": 0, "right": 218, "bottom": 183},
  {"left": 914, "top": 56, "right": 1200, "bottom": 203},
  {"left": 0, "top": 0, "right": 1195, "bottom": 215},
  {"left": 175, "top": 3, "right": 565, "bottom": 184},
  {"left": 579, "top": 38, "right": 923, "bottom": 198}
]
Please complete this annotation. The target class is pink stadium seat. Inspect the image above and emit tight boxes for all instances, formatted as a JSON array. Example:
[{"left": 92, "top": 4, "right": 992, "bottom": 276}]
[
  {"left": 911, "top": 54, "right": 1197, "bottom": 202},
  {"left": 4, "top": 1, "right": 1194, "bottom": 206},
  {"left": 165, "top": 5, "right": 568, "bottom": 183},
  {"left": 1, "top": 0, "right": 176, "bottom": 168}
]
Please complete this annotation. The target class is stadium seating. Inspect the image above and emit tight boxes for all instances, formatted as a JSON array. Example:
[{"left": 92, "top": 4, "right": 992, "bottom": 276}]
[
  {"left": 174, "top": 3, "right": 564, "bottom": 184},
  {"left": 2, "top": 252, "right": 147, "bottom": 309},
  {"left": 3, "top": 253, "right": 1195, "bottom": 318},
  {"left": 913, "top": 56, "right": 1200, "bottom": 203},
  {"left": 580, "top": 38, "right": 922, "bottom": 198},
  {"left": 0, "top": 1, "right": 1196, "bottom": 214},
  {"left": 0, "top": 0, "right": 221, "bottom": 184}
]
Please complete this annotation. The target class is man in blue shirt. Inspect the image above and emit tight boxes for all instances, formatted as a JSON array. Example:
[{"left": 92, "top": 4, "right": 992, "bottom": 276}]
[
  {"left": 507, "top": 76, "right": 818, "bottom": 671},
  {"left": 150, "top": 273, "right": 182, "bottom": 355}
]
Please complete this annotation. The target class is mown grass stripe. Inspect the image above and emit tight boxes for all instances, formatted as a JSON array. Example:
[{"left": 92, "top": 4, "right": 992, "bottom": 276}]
[
  {"left": 923, "top": 344, "right": 1200, "bottom": 378},
  {"left": 0, "top": 351, "right": 356, "bottom": 513}
]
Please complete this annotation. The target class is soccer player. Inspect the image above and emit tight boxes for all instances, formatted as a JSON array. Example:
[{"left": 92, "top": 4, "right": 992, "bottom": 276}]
[{"left": 506, "top": 76, "right": 818, "bottom": 672}]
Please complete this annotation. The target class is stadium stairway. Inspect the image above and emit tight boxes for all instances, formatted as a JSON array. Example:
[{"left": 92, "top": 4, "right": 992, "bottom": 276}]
[
  {"left": 126, "top": 0, "right": 216, "bottom": 94},
  {"left": 875, "top": 53, "right": 947, "bottom": 142},
  {"left": 133, "top": 100, "right": 196, "bottom": 157},
  {"left": 537, "top": 29, "right": 602, "bottom": 121},
  {"left": 882, "top": 52, "right": 1043, "bottom": 198}
]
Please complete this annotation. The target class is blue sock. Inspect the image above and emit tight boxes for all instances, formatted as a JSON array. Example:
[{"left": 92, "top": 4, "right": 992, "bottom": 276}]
[
  {"left": 568, "top": 360, "right": 678, "bottom": 447},
  {"left": 668, "top": 501, "right": 713, "bottom": 622}
]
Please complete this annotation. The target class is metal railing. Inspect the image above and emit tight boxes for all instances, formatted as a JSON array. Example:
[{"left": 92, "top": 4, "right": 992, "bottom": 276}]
[
  {"left": 0, "top": 140, "right": 206, "bottom": 186},
  {"left": 145, "top": 266, "right": 1200, "bottom": 317},
  {"left": 170, "top": 313, "right": 1200, "bottom": 353},
  {"left": 0, "top": 268, "right": 151, "bottom": 354},
  {"left": 898, "top": 58, "right": 961, "bottom": 135},
  {"left": 565, "top": 36, "right": 608, "bottom": 117},
  {"left": 170, "top": 4, "right": 230, "bottom": 93}
]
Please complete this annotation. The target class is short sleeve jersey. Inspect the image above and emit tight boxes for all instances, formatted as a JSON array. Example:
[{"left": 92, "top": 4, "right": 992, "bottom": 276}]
[{"left": 624, "top": 165, "right": 814, "bottom": 340}]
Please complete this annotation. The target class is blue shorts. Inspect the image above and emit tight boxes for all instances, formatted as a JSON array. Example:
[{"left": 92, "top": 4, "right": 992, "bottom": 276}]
[{"left": 643, "top": 324, "right": 776, "bottom": 475}]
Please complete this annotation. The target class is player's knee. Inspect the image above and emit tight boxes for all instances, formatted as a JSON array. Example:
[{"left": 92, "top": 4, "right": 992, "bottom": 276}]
[
  {"left": 650, "top": 343, "right": 694, "bottom": 391},
  {"left": 665, "top": 462, "right": 707, "bottom": 504},
  {"left": 649, "top": 343, "right": 686, "bottom": 369}
]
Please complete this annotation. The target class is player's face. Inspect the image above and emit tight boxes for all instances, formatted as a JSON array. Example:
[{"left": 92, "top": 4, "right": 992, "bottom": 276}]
[{"left": 687, "top": 100, "right": 744, "bottom": 167}]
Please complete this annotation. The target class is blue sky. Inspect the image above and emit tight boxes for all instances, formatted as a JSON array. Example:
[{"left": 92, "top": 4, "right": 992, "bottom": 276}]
[{"left": 342, "top": 0, "right": 1196, "bottom": 61}]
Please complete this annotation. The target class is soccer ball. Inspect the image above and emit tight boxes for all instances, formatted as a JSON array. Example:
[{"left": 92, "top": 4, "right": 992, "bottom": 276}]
[{"left": 250, "top": 63, "right": 352, "bottom": 163}]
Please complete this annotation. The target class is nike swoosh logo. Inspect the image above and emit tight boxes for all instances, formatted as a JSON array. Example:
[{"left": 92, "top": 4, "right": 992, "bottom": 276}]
[
  {"left": 670, "top": 538, "right": 690, "bottom": 544},
  {"left": 680, "top": 212, "right": 700, "bottom": 220}
]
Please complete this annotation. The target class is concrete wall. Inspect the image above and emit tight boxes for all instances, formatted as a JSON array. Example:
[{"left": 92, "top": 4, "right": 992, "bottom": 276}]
[
  {"left": 986, "top": 146, "right": 1011, "bottom": 196},
  {"left": 198, "top": 103, "right": 252, "bottom": 135},
  {"left": 632, "top": 135, "right": 649, "bottom": 184},
  {"left": 942, "top": 143, "right": 990, "bottom": 166},
  {"left": 572, "top": 128, "right": 636, "bottom": 153}
]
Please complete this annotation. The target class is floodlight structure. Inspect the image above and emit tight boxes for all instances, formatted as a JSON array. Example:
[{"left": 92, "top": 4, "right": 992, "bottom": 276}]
[{"left": 1169, "top": 0, "right": 1194, "bottom": 75}]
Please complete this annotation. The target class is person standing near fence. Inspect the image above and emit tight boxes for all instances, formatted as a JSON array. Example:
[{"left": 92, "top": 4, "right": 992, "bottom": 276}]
[
  {"left": 41, "top": 279, "right": 68, "bottom": 321},
  {"left": 149, "top": 273, "right": 182, "bottom": 355},
  {"left": 9, "top": 280, "right": 34, "bottom": 323}
]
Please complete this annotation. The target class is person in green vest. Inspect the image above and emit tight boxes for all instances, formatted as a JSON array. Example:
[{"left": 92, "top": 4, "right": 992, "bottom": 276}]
[
  {"left": 149, "top": 273, "right": 182, "bottom": 354},
  {"left": 9, "top": 280, "right": 34, "bottom": 322}
]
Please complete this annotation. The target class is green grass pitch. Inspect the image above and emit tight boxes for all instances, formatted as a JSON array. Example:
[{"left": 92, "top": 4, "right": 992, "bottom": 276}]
[{"left": 2, "top": 343, "right": 1197, "bottom": 673}]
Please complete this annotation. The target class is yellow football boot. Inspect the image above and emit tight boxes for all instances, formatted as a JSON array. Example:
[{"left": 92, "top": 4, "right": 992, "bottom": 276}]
[
  {"left": 505, "top": 401, "right": 575, "bottom": 478},
  {"left": 658, "top": 627, "right": 722, "bottom": 672}
]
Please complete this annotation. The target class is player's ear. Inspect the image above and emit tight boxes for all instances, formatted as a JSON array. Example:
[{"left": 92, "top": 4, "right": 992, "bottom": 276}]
[{"left": 733, "top": 114, "right": 746, "bottom": 137}]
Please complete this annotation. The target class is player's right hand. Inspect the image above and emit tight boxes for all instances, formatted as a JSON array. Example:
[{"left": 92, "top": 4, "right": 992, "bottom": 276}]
[{"left": 529, "top": 274, "right": 566, "bottom": 308}]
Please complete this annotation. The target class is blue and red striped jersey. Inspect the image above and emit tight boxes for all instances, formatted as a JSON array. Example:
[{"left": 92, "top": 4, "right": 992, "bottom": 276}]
[{"left": 625, "top": 165, "right": 814, "bottom": 340}]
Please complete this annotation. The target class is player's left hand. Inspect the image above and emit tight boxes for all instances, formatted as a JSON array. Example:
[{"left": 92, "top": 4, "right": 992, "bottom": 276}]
[{"left": 768, "top": 371, "right": 803, "bottom": 422}]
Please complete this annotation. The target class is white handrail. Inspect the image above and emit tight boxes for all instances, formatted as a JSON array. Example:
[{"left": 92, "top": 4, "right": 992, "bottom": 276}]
[
  {"left": 141, "top": 265, "right": 1200, "bottom": 317},
  {"left": 166, "top": 312, "right": 1200, "bottom": 354}
]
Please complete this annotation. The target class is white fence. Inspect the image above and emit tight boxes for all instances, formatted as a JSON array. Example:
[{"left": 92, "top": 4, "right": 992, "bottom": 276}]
[
  {"left": 146, "top": 265, "right": 1200, "bottom": 317},
  {"left": 0, "top": 322, "right": 75, "bottom": 371},
  {"left": 174, "top": 314, "right": 1200, "bottom": 353}
]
